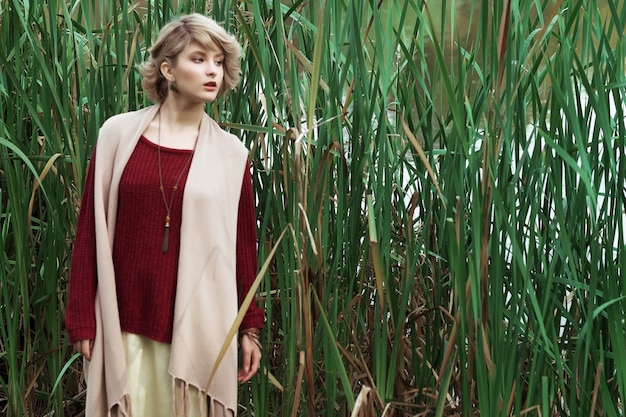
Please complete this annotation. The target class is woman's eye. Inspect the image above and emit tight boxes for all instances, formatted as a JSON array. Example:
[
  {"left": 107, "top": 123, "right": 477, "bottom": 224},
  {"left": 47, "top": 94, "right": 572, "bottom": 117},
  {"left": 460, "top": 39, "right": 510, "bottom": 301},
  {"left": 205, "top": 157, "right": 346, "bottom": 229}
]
[
  {"left": 193, "top": 57, "right": 204, "bottom": 63},
  {"left": 215, "top": 60, "right": 223, "bottom": 66}
]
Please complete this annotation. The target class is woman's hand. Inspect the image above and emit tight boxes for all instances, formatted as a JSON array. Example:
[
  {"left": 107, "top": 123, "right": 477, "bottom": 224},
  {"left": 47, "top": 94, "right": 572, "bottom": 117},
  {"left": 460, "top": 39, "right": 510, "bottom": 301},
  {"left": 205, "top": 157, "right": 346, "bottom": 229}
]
[
  {"left": 238, "top": 330, "right": 261, "bottom": 382},
  {"left": 73, "top": 339, "right": 94, "bottom": 361}
]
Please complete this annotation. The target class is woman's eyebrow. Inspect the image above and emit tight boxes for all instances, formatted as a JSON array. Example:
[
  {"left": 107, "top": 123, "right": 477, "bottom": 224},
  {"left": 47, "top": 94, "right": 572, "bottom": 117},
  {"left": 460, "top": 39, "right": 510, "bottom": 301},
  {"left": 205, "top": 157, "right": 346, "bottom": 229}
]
[
  {"left": 189, "top": 48, "right": 224, "bottom": 58},
  {"left": 188, "top": 48, "right": 209, "bottom": 56}
]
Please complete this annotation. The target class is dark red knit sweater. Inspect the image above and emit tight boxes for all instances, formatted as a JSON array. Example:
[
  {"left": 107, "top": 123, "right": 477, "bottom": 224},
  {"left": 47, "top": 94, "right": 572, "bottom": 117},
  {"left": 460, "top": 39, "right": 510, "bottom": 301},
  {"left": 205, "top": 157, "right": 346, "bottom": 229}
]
[{"left": 66, "top": 136, "right": 264, "bottom": 344}]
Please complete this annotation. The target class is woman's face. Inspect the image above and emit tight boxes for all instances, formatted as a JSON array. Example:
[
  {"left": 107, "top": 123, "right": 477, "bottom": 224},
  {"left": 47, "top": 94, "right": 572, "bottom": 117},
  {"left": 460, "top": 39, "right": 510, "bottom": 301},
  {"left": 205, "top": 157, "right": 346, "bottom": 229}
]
[{"left": 165, "top": 41, "right": 225, "bottom": 104}]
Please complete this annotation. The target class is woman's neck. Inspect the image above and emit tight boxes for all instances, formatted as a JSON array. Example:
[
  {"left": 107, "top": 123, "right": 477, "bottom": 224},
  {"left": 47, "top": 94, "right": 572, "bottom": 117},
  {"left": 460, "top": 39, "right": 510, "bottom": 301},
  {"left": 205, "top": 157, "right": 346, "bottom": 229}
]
[
  {"left": 147, "top": 99, "right": 205, "bottom": 150},
  {"left": 159, "top": 98, "right": 205, "bottom": 130}
]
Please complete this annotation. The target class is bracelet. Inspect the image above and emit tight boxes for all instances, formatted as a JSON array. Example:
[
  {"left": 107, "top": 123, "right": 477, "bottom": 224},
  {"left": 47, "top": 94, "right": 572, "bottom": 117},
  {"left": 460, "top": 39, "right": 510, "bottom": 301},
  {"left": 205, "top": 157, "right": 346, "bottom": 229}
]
[
  {"left": 240, "top": 327, "right": 260, "bottom": 337},
  {"left": 240, "top": 328, "right": 262, "bottom": 349}
]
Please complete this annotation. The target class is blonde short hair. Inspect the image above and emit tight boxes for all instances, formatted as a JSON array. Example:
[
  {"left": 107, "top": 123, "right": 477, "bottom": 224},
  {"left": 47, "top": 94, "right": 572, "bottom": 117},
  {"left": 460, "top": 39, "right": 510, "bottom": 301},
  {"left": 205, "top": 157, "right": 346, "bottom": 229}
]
[{"left": 138, "top": 14, "right": 242, "bottom": 102}]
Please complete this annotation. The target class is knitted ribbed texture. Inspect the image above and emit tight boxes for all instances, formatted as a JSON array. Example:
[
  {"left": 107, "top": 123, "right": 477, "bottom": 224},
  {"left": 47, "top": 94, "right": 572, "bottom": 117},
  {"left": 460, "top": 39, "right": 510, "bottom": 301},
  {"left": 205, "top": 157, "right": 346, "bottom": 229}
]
[{"left": 66, "top": 136, "right": 264, "bottom": 344}]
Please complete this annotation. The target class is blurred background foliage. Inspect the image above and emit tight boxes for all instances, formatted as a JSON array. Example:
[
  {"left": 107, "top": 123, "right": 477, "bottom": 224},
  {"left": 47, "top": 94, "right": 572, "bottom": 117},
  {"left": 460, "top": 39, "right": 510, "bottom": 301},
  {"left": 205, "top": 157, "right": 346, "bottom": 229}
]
[{"left": 1, "top": 0, "right": 625, "bottom": 415}]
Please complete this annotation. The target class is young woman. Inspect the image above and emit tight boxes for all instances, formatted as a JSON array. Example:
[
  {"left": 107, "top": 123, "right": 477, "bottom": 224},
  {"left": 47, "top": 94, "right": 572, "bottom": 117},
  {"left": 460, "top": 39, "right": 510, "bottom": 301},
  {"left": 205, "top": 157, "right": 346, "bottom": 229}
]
[{"left": 65, "top": 13, "right": 264, "bottom": 417}]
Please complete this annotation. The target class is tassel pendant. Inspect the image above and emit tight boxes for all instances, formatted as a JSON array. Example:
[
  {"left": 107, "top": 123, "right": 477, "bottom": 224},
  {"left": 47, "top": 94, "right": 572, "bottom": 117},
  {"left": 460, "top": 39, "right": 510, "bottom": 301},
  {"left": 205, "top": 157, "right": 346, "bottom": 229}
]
[{"left": 162, "top": 215, "right": 170, "bottom": 253}]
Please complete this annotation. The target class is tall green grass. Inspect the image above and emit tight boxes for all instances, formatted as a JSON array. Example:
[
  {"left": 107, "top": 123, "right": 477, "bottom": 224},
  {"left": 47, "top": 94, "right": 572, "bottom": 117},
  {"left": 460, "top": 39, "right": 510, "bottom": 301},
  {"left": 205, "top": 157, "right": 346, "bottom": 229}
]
[{"left": 1, "top": 0, "right": 624, "bottom": 415}]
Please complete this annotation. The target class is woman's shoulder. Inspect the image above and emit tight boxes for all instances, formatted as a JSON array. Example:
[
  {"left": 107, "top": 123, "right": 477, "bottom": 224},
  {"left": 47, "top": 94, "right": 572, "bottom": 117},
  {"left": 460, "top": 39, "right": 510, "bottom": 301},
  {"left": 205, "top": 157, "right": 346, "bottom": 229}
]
[
  {"left": 204, "top": 114, "right": 248, "bottom": 153},
  {"left": 100, "top": 106, "right": 157, "bottom": 135},
  {"left": 95, "top": 106, "right": 159, "bottom": 159}
]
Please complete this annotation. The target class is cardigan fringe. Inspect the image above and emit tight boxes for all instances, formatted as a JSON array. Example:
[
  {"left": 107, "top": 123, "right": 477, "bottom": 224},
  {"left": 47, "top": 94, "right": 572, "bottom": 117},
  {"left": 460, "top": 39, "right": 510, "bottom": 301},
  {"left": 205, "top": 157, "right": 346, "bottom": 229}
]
[
  {"left": 108, "top": 379, "right": 235, "bottom": 417},
  {"left": 172, "top": 377, "right": 235, "bottom": 417}
]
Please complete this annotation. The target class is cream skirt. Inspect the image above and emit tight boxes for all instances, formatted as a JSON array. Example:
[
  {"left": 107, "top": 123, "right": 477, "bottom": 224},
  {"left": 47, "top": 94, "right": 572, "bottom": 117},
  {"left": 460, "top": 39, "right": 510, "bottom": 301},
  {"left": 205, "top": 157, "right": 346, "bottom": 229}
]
[{"left": 122, "top": 332, "right": 208, "bottom": 417}]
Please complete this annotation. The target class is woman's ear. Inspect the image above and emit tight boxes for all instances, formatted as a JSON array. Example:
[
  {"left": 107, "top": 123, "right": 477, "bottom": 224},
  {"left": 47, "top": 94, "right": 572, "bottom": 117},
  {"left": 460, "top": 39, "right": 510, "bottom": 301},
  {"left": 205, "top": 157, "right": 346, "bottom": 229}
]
[{"left": 160, "top": 60, "right": 174, "bottom": 83}]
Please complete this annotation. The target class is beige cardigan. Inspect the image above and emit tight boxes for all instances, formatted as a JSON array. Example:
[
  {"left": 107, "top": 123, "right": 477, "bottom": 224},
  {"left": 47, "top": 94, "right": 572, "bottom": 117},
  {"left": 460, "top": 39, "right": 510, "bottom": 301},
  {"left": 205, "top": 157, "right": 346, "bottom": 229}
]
[{"left": 84, "top": 105, "right": 247, "bottom": 416}]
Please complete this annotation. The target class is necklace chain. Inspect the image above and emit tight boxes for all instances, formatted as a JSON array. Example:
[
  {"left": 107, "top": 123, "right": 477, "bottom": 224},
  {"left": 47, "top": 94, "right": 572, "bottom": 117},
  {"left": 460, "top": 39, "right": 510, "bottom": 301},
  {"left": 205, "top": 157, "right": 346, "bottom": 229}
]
[{"left": 157, "top": 109, "right": 199, "bottom": 253}]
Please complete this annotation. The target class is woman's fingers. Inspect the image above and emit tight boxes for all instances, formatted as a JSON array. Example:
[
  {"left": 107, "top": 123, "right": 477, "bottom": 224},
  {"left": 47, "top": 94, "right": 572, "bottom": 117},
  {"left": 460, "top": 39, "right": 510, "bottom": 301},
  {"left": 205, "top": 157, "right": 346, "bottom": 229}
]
[{"left": 74, "top": 339, "right": 94, "bottom": 361}]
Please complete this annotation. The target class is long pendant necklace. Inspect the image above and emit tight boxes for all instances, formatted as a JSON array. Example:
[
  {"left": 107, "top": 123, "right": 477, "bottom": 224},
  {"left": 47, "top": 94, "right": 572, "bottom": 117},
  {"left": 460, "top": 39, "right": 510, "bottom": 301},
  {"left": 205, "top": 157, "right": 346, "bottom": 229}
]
[{"left": 157, "top": 110, "right": 199, "bottom": 253}]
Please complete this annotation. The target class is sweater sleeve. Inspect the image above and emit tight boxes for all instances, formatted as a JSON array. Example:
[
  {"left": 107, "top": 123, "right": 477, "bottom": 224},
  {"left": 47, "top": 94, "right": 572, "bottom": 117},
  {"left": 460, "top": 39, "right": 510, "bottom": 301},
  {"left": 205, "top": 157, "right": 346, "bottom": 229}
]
[
  {"left": 65, "top": 151, "right": 98, "bottom": 343},
  {"left": 237, "top": 161, "right": 265, "bottom": 330}
]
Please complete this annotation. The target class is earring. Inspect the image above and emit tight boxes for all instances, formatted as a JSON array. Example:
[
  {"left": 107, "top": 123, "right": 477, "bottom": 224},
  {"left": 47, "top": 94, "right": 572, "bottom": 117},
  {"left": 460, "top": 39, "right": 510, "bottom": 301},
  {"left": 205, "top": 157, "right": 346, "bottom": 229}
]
[{"left": 169, "top": 80, "right": 179, "bottom": 93}]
